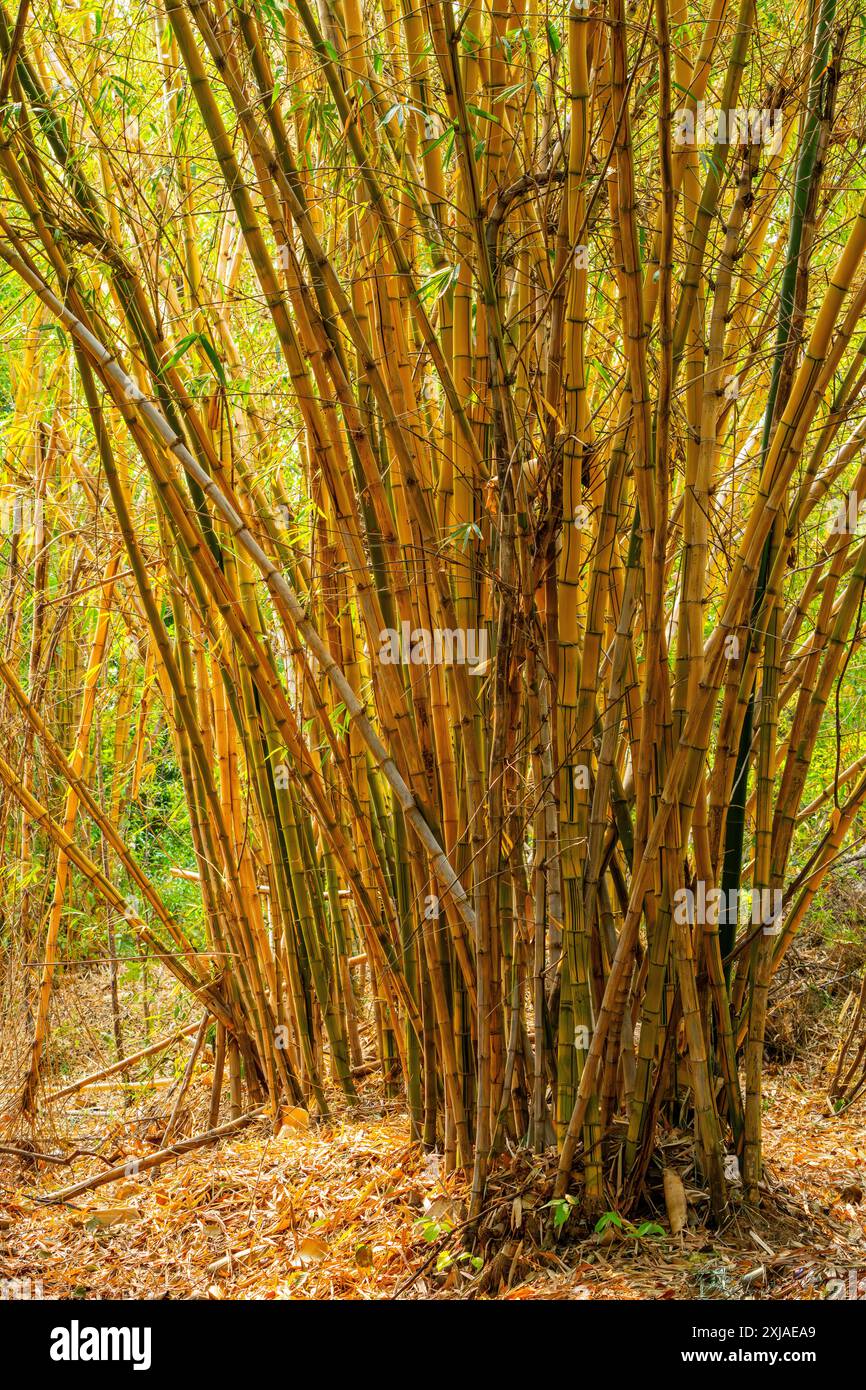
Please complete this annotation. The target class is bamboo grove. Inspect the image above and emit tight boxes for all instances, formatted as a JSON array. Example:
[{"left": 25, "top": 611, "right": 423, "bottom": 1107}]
[{"left": 0, "top": 0, "right": 865, "bottom": 1225}]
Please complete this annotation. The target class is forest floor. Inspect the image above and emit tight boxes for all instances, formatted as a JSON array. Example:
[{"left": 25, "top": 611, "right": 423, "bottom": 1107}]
[{"left": 2, "top": 930, "right": 866, "bottom": 1300}]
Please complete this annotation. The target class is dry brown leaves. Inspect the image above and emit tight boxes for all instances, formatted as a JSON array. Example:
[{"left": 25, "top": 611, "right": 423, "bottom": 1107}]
[
  {"left": 0, "top": 1101, "right": 469, "bottom": 1299},
  {"left": 2, "top": 1052, "right": 866, "bottom": 1300}
]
